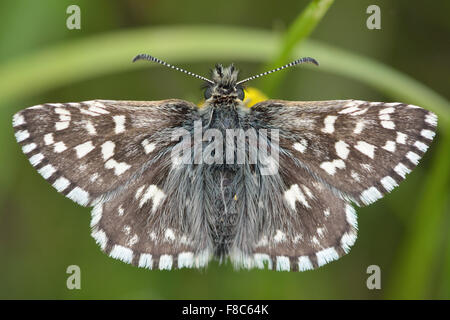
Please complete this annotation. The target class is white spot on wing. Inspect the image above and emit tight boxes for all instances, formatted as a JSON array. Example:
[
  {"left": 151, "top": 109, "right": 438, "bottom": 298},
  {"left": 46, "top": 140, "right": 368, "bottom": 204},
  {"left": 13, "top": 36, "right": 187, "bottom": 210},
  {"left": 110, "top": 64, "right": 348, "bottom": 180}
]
[
  {"left": 110, "top": 245, "right": 133, "bottom": 264},
  {"left": 335, "top": 141, "right": 350, "bottom": 159},
  {"left": 317, "top": 227, "right": 325, "bottom": 237},
  {"left": 101, "top": 141, "right": 115, "bottom": 160},
  {"left": 84, "top": 121, "right": 97, "bottom": 135},
  {"left": 360, "top": 186, "right": 383, "bottom": 205},
  {"left": 354, "top": 121, "right": 365, "bottom": 134},
  {"left": 380, "top": 176, "right": 398, "bottom": 192},
  {"left": 276, "top": 256, "right": 290, "bottom": 271},
  {"left": 293, "top": 139, "right": 308, "bottom": 153},
  {"left": 302, "top": 185, "right": 314, "bottom": 198},
  {"left": 135, "top": 185, "right": 145, "bottom": 199},
  {"left": 139, "top": 185, "right": 166, "bottom": 212},
  {"left": 316, "top": 247, "right": 339, "bottom": 267},
  {"left": 339, "top": 103, "right": 360, "bottom": 114},
  {"left": 15, "top": 130, "right": 30, "bottom": 142},
  {"left": 355, "top": 141, "right": 376, "bottom": 158},
  {"left": 113, "top": 115, "right": 126, "bottom": 134},
  {"left": 341, "top": 232, "right": 357, "bottom": 253},
  {"left": 164, "top": 228, "right": 176, "bottom": 241},
  {"left": 284, "top": 184, "right": 310, "bottom": 209},
  {"left": 53, "top": 177, "right": 70, "bottom": 192},
  {"left": 178, "top": 252, "right": 194, "bottom": 268},
  {"left": 105, "top": 159, "right": 131, "bottom": 176},
  {"left": 381, "top": 120, "right": 395, "bottom": 129},
  {"left": 38, "top": 164, "right": 56, "bottom": 179},
  {"left": 298, "top": 256, "right": 313, "bottom": 271},
  {"left": 321, "top": 115, "right": 337, "bottom": 134},
  {"left": 127, "top": 234, "right": 139, "bottom": 247},
  {"left": 320, "top": 159, "right": 345, "bottom": 175},
  {"left": 13, "top": 113, "right": 25, "bottom": 127},
  {"left": 138, "top": 253, "right": 153, "bottom": 269},
  {"left": 159, "top": 255, "right": 173, "bottom": 270},
  {"left": 67, "top": 187, "right": 90, "bottom": 206},
  {"left": 54, "top": 107, "right": 70, "bottom": 115},
  {"left": 382, "top": 140, "right": 396, "bottom": 153},
  {"left": 273, "top": 230, "right": 286, "bottom": 243},
  {"left": 90, "top": 173, "right": 99, "bottom": 182},
  {"left": 421, "top": 129, "right": 435, "bottom": 140},
  {"left": 53, "top": 141, "right": 67, "bottom": 153},
  {"left": 379, "top": 107, "right": 395, "bottom": 114},
  {"left": 406, "top": 151, "right": 420, "bottom": 165},
  {"left": 22, "top": 143, "right": 37, "bottom": 154},
  {"left": 55, "top": 121, "right": 69, "bottom": 131},
  {"left": 351, "top": 170, "right": 361, "bottom": 182},
  {"left": 141, "top": 139, "right": 156, "bottom": 154},
  {"left": 396, "top": 132, "right": 407, "bottom": 144},
  {"left": 29, "top": 153, "right": 44, "bottom": 166},
  {"left": 90, "top": 204, "right": 102, "bottom": 227},
  {"left": 425, "top": 113, "right": 437, "bottom": 126},
  {"left": 414, "top": 140, "right": 428, "bottom": 152},
  {"left": 87, "top": 101, "right": 110, "bottom": 114},
  {"left": 346, "top": 204, "right": 358, "bottom": 229},
  {"left": 74, "top": 141, "right": 95, "bottom": 158},
  {"left": 91, "top": 228, "right": 108, "bottom": 250},
  {"left": 44, "top": 133, "right": 54, "bottom": 145},
  {"left": 394, "top": 162, "right": 411, "bottom": 178},
  {"left": 254, "top": 254, "right": 272, "bottom": 270}
]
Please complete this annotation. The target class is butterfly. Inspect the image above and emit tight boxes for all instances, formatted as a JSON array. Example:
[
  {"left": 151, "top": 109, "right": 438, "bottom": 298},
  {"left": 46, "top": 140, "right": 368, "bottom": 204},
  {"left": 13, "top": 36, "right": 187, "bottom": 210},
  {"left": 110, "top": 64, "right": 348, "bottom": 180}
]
[{"left": 12, "top": 54, "right": 437, "bottom": 271}]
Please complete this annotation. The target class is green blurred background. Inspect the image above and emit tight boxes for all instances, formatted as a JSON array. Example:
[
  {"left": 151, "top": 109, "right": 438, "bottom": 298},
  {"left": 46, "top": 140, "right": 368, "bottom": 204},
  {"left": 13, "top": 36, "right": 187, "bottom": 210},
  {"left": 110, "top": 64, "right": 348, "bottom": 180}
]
[{"left": 0, "top": 0, "right": 449, "bottom": 299}]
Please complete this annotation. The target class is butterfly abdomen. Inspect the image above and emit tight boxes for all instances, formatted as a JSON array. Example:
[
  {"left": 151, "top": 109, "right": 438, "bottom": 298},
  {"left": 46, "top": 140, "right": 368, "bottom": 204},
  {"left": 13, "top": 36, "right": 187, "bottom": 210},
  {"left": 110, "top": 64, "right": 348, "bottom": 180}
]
[{"left": 209, "top": 167, "right": 239, "bottom": 257}]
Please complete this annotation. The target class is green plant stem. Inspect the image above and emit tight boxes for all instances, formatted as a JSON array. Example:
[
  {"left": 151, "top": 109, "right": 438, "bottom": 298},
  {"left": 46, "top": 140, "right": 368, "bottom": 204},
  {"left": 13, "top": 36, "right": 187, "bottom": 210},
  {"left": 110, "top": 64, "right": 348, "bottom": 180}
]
[
  {"left": 262, "top": 0, "right": 334, "bottom": 95},
  {"left": 386, "top": 129, "right": 450, "bottom": 299}
]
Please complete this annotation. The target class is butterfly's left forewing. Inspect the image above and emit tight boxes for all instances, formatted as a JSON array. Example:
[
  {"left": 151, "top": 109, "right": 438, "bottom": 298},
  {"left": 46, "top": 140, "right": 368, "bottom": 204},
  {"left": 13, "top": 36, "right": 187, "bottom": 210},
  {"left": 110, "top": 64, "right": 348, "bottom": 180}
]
[{"left": 13, "top": 99, "right": 196, "bottom": 205}]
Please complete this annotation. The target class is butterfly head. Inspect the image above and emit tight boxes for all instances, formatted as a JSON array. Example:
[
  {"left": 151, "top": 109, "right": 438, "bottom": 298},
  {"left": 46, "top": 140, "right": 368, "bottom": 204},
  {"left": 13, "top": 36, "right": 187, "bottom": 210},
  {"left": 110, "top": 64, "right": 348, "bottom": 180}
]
[{"left": 204, "top": 64, "right": 245, "bottom": 101}]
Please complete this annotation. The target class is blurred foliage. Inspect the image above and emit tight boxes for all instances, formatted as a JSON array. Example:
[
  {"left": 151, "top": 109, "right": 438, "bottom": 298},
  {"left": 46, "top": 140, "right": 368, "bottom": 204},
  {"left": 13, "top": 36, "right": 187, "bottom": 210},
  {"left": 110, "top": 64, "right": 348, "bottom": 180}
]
[{"left": 0, "top": 0, "right": 449, "bottom": 299}]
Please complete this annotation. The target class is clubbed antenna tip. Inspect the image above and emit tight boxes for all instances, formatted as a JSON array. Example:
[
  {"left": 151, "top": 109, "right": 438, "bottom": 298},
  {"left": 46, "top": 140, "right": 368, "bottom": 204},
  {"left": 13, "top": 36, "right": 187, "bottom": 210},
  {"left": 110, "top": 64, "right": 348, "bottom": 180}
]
[
  {"left": 132, "top": 54, "right": 214, "bottom": 84},
  {"left": 236, "top": 57, "right": 319, "bottom": 85}
]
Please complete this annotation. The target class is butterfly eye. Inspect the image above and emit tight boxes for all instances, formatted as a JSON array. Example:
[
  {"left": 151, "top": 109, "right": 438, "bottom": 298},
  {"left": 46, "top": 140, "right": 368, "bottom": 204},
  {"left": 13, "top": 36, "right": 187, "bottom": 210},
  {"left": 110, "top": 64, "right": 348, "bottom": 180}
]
[
  {"left": 237, "top": 87, "right": 245, "bottom": 100},
  {"left": 204, "top": 86, "right": 213, "bottom": 99}
]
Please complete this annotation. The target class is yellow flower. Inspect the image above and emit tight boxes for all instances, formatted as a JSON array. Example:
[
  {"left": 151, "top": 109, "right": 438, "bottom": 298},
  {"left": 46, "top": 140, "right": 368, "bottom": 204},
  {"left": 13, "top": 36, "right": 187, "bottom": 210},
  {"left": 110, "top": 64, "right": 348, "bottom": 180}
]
[{"left": 242, "top": 87, "right": 268, "bottom": 108}]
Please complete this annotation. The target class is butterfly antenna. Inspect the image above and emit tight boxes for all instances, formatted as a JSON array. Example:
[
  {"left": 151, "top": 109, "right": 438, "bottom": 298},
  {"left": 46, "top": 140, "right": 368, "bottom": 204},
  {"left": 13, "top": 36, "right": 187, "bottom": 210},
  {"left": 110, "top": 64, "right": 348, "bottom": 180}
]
[
  {"left": 133, "top": 54, "right": 214, "bottom": 84},
  {"left": 236, "top": 57, "right": 319, "bottom": 85}
]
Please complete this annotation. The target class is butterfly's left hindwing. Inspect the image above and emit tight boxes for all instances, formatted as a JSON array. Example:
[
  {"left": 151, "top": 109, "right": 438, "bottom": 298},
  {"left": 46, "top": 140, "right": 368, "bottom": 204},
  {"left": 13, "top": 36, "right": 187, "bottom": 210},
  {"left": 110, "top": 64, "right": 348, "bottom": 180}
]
[{"left": 91, "top": 156, "right": 213, "bottom": 270}]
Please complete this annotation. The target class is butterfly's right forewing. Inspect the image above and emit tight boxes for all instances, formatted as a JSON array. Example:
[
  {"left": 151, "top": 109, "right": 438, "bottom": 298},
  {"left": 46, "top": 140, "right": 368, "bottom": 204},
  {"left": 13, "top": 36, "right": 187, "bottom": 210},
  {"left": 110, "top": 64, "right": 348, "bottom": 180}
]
[{"left": 251, "top": 99, "right": 437, "bottom": 205}]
